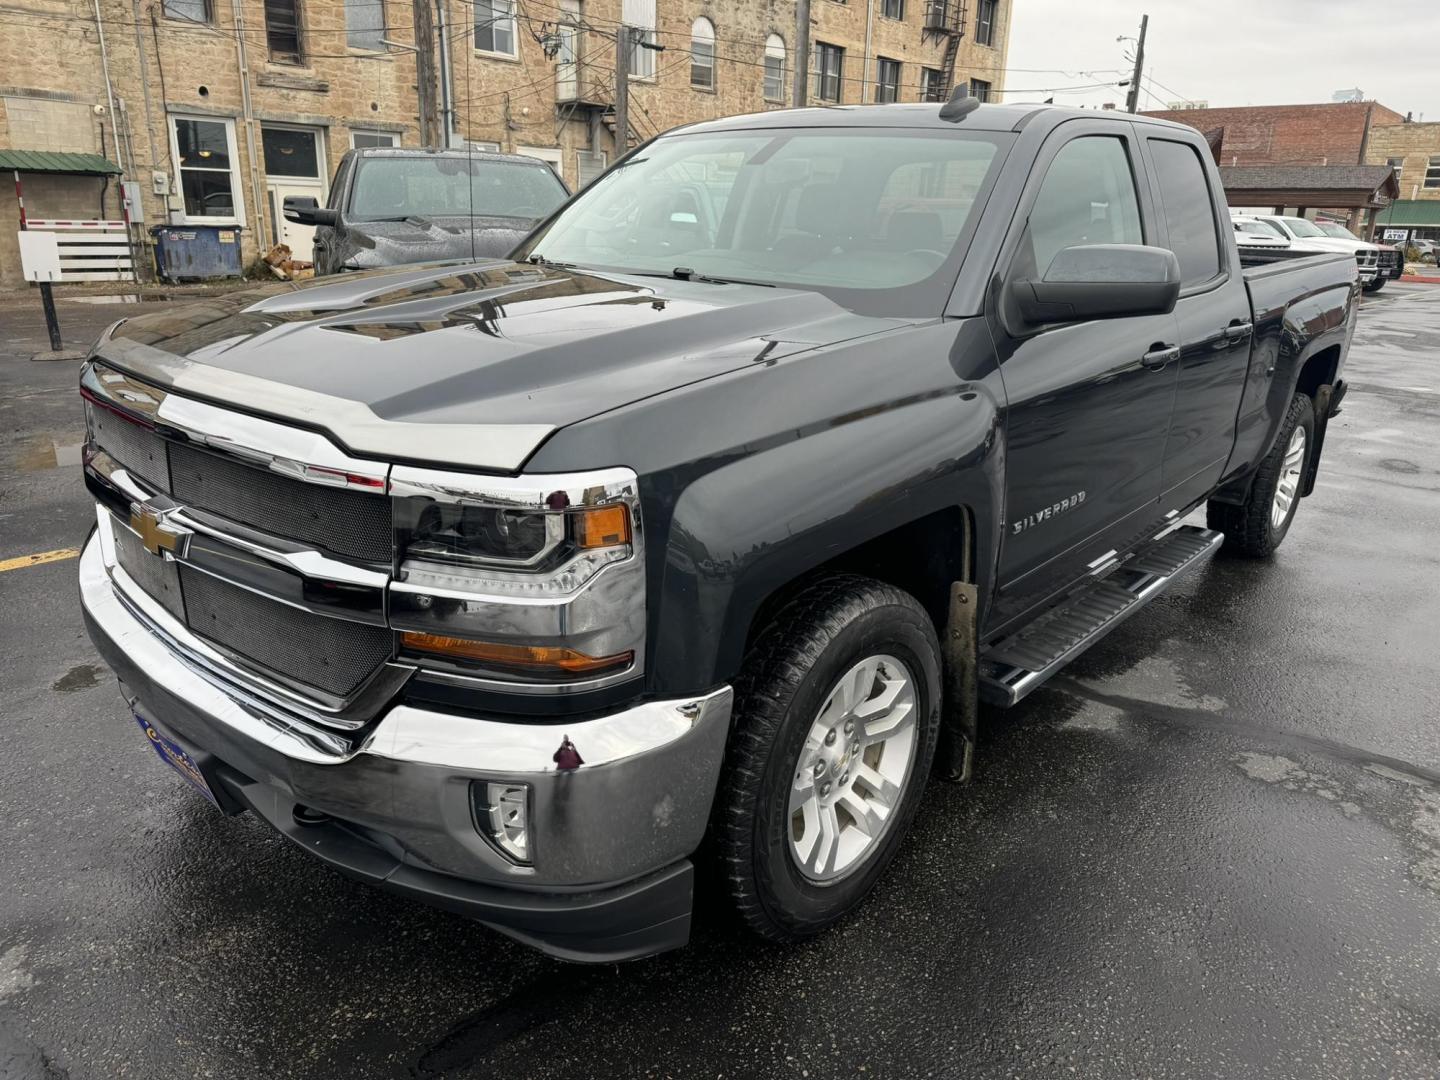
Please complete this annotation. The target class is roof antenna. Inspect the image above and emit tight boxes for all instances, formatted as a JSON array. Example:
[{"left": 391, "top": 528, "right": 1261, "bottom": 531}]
[{"left": 939, "top": 88, "right": 982, "bottom": 123}]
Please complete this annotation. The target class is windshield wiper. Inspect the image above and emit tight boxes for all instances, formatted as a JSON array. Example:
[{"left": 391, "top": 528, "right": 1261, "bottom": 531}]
[
  {"left": 358, "top": 214, "right": 434, "bottom": 226},
  {"left": 668, "top": 267, "right": 775, "bottom": 287},
  {"left": 526, "top": 254, "right": 581, "bottom": 270}
]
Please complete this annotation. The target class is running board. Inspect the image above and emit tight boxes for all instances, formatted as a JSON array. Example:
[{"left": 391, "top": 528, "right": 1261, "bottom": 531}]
[{"left": 979, "top": 526, "right": 1223, "bottom": 706}]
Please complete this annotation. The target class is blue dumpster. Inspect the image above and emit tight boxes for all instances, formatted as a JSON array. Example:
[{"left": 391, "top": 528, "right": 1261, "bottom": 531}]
[{"left": 151, "top": 225, "right": 244, "bottom": 282}]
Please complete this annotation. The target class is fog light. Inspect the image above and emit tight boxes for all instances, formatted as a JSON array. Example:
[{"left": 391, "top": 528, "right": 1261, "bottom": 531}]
[{"left": 475, "top": 782, "right": 531, "bottom": 864}]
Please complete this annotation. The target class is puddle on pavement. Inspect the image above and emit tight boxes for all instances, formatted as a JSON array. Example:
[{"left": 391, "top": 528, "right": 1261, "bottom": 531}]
[
  {"left": 52, "top": 665, "right": 101, "bottom": 692},
  {"left": 14, "top": 435, "right": 85, "bottom": 472}
]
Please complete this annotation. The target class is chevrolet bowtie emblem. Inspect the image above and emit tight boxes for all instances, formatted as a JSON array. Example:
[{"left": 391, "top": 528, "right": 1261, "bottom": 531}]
[{"left": 129, "top": 503, "right": 191, "bottom": 559}]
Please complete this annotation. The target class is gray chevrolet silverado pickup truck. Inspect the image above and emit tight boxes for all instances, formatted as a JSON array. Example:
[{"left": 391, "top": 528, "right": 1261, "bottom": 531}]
[{"left": 79, "top": 100, "right": 1356, "bottom": 961}]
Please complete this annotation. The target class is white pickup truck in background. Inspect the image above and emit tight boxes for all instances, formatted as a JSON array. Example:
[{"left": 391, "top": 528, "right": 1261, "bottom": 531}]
[{"left": 1239, "top": 213, "right": 1388, "bottom": 292}]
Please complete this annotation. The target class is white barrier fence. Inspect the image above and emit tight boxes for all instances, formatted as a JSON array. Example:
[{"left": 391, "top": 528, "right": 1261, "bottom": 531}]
[{"left": 24, "top": 219, "right": 135, "bottom": 283}]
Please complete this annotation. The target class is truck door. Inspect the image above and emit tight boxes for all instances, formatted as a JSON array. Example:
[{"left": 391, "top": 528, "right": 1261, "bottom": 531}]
[
  {"left": 987, "top": 122, "right": 1181, "bottom": 633},
  {"left": 1140, "top": 135, "right": 1254, "bottom": 507}
]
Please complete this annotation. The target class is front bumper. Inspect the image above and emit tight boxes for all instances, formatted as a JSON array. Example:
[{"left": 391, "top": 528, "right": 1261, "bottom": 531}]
[{"left": 79, "top": 534, "right": 733, "bottom": 961}]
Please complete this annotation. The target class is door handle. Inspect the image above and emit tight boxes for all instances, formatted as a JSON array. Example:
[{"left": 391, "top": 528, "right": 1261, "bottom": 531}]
[
  {"left": 1141, "top": 344, "right": 1181, "bottom": 370},
  {"left": 1224, "top": 321, "right": 1254, "bottom": 343}
]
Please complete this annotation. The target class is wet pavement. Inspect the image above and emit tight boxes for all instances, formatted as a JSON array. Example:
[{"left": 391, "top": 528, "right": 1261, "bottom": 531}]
[{"left": 1, "top": 285, "right": 1438, "bottom": 1079}]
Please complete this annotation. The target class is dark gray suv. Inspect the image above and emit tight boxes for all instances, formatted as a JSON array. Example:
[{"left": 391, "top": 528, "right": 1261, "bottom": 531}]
[{"left": 284, "top": 147, "right": 569, "bottom": 275}]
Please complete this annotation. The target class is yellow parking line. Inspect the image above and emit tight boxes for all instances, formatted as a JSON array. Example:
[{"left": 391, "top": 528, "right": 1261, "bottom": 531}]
[{"left": 0, "top": 548, "right": 81, "bottom": 573}]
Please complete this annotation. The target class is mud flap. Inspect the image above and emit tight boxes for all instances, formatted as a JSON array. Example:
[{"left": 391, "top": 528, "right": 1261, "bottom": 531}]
[
  {"left": 937, "top": 580, "right": 978, "bottom": 783},
  {"left": 1303, "top": 382, "right": 1336, "bottom": 497}
]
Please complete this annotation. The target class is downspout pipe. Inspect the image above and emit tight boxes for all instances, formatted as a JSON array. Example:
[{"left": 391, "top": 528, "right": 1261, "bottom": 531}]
[
  {"left": 230, "top": 0, "right": 266, "bottom": 247},
  {"left": 91, "top": 0, "right": 124, "bottom": 172},
  {"left": 435, "top": 0, "right": 457, "bottom": 147}
]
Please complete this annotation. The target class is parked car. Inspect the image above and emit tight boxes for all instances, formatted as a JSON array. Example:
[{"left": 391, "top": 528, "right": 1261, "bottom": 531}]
[
  {"left": 1231, "top": 215, "right": 1304, "bottom": 263},
  {"left": 79, "top": 101, "right": 1359, "bottom": 962},
  {"left": 1251, "top": 214, "right": 1387, "bottom": 292},
  {"left": 1314, "top": 221, "right": 1403, "bottom": 283},
  {"left": 283, "top": 147, "right": 570, "bottom": 275},
  {"left": 1409, "top": 238, "right": 1437, "bottom": 264}
]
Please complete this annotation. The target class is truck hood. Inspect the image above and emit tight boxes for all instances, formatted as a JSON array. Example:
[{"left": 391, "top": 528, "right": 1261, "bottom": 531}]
[
  {"left": 334, "top": 215, "right": 532, "bottom": 269},
  {"left": 98, "top": 260, "right": 907, "bottom": 471}
]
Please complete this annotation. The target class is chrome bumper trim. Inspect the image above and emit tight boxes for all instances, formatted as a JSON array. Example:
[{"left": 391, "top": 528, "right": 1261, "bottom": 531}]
[{"left": 81, "top": 533, "right": 733, "bottom": 886}]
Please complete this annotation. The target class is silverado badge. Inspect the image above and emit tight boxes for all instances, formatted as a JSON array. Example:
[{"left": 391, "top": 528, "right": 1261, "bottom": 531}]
[{"left": 1012, "top": 491, "right": 1087, "bottom": 535}]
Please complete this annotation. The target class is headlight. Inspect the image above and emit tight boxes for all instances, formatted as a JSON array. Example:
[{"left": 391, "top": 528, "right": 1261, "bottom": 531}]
[{"left": 389, "top": 466, "right": 645, "bottom": 690}]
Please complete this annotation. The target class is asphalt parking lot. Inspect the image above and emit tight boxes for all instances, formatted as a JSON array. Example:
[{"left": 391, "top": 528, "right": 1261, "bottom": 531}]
[{"left": 1, "top": 283, "right": 1438, "bottom": 1080}]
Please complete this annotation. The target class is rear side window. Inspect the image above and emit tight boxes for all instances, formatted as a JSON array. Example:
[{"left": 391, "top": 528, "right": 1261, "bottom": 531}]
[
  {"left": 1149, "top": 139, "right": 1222, "bottom": 284},
  {"left": 1027, "top": 136, "right": 1144, "bottom": 275}
]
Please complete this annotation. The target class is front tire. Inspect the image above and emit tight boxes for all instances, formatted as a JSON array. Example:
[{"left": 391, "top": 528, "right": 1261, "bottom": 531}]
[
  {"left": 1364, "top": 277, "right": 1387, "bottom": 293},
  {"left": 1207, "top": 392, "right": 1315, "bottom": 557},
  {"left": 714, "top": 575, "right": 943, "bottom": 943}
]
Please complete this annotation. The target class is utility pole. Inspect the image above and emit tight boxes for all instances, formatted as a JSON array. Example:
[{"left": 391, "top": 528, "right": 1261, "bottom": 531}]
[
  {"left": 793, "top": 0, "right": 811, "bottom": 107},
  {"left": 613, "top": 26, "right": 631, "bottom": 158},
  {"left": 412, "top": 0, "right": 438, "bottom": 146},
  {"left": 1125, "top": 14, "right": 1148, "bottom": 114}
]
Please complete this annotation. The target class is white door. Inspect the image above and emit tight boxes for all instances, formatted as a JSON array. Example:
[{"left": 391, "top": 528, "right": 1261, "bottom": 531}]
[{"left": 261, "top": 125, "right": 327, "bottom": 258}]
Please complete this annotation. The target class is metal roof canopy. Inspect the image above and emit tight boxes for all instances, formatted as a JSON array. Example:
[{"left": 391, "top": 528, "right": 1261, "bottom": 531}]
[
  {"left": 1218, "top": 164, "right": 1401, "bottom": 210},
  {"left": 0, "top": 150, "right": 121, "bottom": 175}
]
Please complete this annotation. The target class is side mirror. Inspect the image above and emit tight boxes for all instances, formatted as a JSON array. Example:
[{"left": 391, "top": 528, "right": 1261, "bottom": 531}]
[
  {"left": 283, "top": 195, "right": 339, "bottom": 227},
  {"left": 1012, "top": 244, "right": 1181, "bottom": 325}
]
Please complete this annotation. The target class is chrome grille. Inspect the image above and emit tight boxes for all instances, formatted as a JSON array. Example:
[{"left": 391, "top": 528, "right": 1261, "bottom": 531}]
[
  {"left": 89, "top": 405, "right": 170, "bottom": 490},
  {"left": 112, "top": 518, "right": 186, "bottom": 622},
  {"left": 167, "top": 443, "right": 393, "bottom": 563},
  {"left": 178, "top": 565, "right": 394, "bottom": 697}
]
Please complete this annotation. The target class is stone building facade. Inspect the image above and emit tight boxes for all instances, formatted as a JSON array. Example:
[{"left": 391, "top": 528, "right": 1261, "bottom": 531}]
[{"left": 0, "top": 0, "right": 1012, "bottom": 286}]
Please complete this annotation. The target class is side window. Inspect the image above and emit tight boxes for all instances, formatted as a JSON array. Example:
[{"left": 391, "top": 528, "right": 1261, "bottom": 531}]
[
  {"left": 1027, "top": 136, "right": 1143, "bottom": 275},
  {"left": 326, "top": 159, "right": 350, "bottom": 210},
  {"left": 1149, "top": 139, "right": 1222, "bottom": 285}
]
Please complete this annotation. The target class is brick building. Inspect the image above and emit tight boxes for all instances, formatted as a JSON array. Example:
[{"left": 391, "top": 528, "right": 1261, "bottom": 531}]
[
  {"left": 1143, "top": 100, "right": 1440, "bottom": 241},
  {"left": 1365, "top": 120, "right": 1440, "bottom": 243},
  {"left": 1144, "top": 101, "right": 1406, "bottom": 169},
  {"left": 0, "top": 0, "right": 1013, "bottom": 286}
]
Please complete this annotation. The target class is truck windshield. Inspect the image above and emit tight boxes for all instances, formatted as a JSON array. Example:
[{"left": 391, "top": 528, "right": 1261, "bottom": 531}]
[
  {"left": 350, "top": 157, "right": 567, "bottom": 222},
  {"left": 1317, "top": 223, "right": 1355, "bottom": 239},
  {"left": 1281, "top": 218, "right": 1327, "bottom": 239},
  {"left": 515, "top": 128, "right": 1010, "bottom": 316}
]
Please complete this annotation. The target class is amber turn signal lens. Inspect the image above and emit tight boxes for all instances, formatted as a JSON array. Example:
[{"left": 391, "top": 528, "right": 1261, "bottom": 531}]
[
  {"left": 573, "top": 504, "right": 632, "bottom": 549},
  {"left": 401, "top": 632, "right": 633, "bottom": 676}
]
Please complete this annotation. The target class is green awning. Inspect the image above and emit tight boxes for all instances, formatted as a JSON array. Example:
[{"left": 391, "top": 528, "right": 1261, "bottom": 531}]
[
  {"left": 0, "top": 150, "right": 121, "bottom": 175},
  {"left": 1373, "top": 199, "right": 1440, "bottom": 227}
]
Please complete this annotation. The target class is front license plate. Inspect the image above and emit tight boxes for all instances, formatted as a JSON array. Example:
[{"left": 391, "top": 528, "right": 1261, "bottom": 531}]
[{"left": 135, "top": 713, "right": 219, "bottom": 809}]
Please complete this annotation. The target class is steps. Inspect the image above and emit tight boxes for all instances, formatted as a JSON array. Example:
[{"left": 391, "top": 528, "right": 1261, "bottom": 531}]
[{"left": 979, "top": 525, "right": 1223, "bottom": 706}]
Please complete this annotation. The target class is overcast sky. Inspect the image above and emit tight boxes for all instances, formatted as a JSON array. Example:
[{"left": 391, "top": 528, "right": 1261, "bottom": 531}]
[{"left": 1000, "top": 0, "right": 1440, "bottom": 120}]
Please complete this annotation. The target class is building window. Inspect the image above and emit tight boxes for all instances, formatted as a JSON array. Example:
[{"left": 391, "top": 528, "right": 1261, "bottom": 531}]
[
  {"left": 162, "top": 0, "right": 212, "bottom": 23},
  {"left": 875, "top": 58, "right": 900, "bottom": 103},
  {"left": 969, "top": 78, "right": 992, "bottom": 102},
  {"left": 814, "top": 42, "right": 843, "bottom": 103},
  {"left": 1426, "top": 156, "right": 1440, "bottom": 189},
  {"left": 624, "top": 0, "right": 656, "bottom": 78},
  {"left": 1387, "top": 156, "right": 1404, "bottom": 181},
  {"left": 975, "top": 0, "right": 997, "bottom": 46},
  {"left": 351, "top": 130, "right": 399, "bottom": 148},
  {"left": 474, "top": 0, "right": 516, "bottom": 56},
  {"left": 264, "top": 0, "right": 303, "bottom": 63},
  {"left": 690, "top": 17, "right": 715, "bottom": 89},
  {"left": 170, "top": 115, "right": 243, "bottom": 223},
  {"left": 920, "top": 67, "right": 946, "bottom": 103},
  {"left": 882, "top": 0, "right": 904, "bottom": 18},
  {"left": 345, "top": 0, "right": 384, "bottom": 50},
  {"left": 764, "top": 34, "right": 786, "bottom": 102}
]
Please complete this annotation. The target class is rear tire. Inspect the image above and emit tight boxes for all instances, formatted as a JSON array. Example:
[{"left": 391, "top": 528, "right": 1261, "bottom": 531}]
[
  {"left": 714, "top": 575, "right": 942, "bottom": 943},
  {"left": 1207, "top": 392, "right": 1315, "bottom": 557}
]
